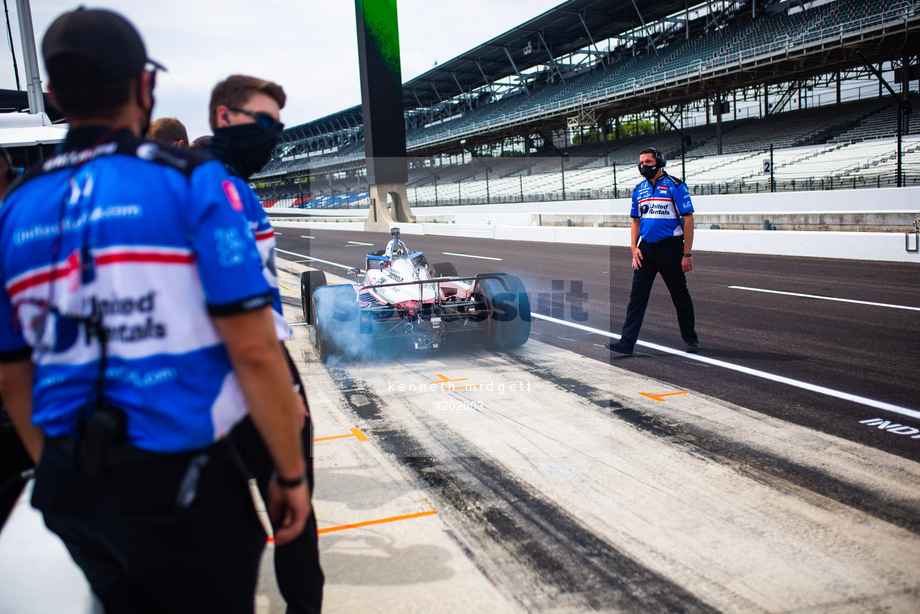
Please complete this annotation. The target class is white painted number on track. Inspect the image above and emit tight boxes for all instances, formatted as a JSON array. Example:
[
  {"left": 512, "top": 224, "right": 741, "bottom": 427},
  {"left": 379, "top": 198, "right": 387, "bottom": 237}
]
[{"left": 859, "top": 418, "right": 920, "bottom": 440}]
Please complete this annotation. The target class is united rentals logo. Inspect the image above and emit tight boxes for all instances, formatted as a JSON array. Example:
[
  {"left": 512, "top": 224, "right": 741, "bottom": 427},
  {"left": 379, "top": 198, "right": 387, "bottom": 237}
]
[{"left": 85, "top": 292, "right": 166, "bottom": 344}]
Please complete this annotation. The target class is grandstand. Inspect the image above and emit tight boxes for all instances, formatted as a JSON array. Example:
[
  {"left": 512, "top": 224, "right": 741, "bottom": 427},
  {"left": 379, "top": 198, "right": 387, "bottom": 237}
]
[{"left": 253, "top": 0, "right": 920, "bottom": 209}]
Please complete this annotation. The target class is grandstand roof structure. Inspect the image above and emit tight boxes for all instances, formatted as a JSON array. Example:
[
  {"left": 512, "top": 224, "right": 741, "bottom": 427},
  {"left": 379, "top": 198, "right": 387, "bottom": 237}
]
[
  {"left": 399, "top": 0, "right": 690, "bottom": 110},
  {"left": 263, "top": 0, "right": 920, "bottom": 182},
  {"left": 277, "top": 0, "right": 699, "bottom": 149},
  {"left": 406, "top": 0, "right": 920, "bottom": 154}
]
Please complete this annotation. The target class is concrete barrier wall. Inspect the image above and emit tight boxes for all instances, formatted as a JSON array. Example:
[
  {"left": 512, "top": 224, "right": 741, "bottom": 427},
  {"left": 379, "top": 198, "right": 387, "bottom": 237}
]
[
  {"left": 269, "top": 186, "right": 920, "bottom": 218},
  {"left": 269, "top": 187, "right": 920, "bottom": 263},
  {"left": 693, "top": 186, "right": 920, "bottom": 213},
  {"left": 274, "top": 219, "right": 920, "bottom": 263}
]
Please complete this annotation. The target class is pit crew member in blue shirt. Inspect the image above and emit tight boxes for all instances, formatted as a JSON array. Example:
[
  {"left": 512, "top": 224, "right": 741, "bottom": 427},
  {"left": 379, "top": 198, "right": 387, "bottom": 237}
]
[
  {"left": 207, "top": 74, "right": 325, "bottom": 614},
  {"left": 0, "top": 8, "right": 308, "bottom": 613},
  {"left": 607, "top": 147, "right": 699, "bottom": 355}
]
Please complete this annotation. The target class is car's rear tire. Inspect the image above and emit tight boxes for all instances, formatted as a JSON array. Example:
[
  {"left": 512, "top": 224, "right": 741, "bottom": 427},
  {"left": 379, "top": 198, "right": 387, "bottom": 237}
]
[
  {"left": 430, "top": 261, "right": 458, "bottom": 278},
  {"left": 475, "top": 273, "right": 531, "bottom": 349},
  {"left": 301, "top": 270, "right": 327, "bottom": 324},
  {"left": 311, "top": 284, "right": 359, "bottom": 364},
  {"left": 311, "top": 292, "right": 331, "bottom": 363}
]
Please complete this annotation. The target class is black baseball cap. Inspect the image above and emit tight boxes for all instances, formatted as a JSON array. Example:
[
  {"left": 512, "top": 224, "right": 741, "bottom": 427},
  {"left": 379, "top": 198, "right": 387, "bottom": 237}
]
[{"left": 42, "top": 7, "right": 165, "bottom": 90}]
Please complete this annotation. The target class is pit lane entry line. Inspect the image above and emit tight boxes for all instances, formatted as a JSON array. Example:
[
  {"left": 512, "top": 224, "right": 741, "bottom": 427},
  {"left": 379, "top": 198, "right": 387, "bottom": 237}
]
[
  {"left": 729, "top": 286, "right": 920, "bottom": 312},
  {"left": 314, "top": 428, "right": 368, "bottom": 443},
  {"left": 639, "top": 391, "right": 689, "bottom": 402},
  {"left": 532, "top": 313, "right": 920, "bottom": 421},
  {"left": 317, "top": 510, "right": 438, "bottom": 535}
]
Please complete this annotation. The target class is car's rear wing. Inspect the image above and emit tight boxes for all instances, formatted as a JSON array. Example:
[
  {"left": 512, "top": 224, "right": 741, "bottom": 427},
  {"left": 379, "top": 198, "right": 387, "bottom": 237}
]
[{"left": 367, "top": 273, "right": 512, "bottom": 291}]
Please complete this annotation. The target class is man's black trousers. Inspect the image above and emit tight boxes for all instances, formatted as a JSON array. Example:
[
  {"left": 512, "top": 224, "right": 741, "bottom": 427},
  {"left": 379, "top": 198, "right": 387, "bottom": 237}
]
[
  {"left": 33, "top": 437, "right": 267, "bottom": 614},
  {"left": 231, "top": 414, "right": 324, "bottom": 614},
  {"left": 618, "top": 236, "right": 697, "bottom": 349}
]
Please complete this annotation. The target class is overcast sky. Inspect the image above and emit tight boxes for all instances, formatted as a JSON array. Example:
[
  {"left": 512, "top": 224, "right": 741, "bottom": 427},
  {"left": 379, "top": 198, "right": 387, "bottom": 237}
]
[{"left": 1, "top": 1, "right": 564, "bottom": 139}]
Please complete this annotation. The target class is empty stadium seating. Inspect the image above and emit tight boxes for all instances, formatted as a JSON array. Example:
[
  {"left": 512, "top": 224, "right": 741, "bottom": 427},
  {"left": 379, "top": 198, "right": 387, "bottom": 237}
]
[
  {"left": 399, "top": 0, "right": 914, "bottom": 152},
  {"left": 256, "top": 0, "right": 920, "bottom": 206}
]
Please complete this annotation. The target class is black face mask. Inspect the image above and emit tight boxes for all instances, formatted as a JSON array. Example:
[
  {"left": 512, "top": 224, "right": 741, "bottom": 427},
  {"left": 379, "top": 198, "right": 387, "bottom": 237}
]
[
  {"left": 137, "top": 78, "right": 155, "bottom": 138},
  {"left": 639, "top": 164, "right": 658, "bottom": 181},
  {"left": 207, "top": 123, "right": 279, "bottom": 180}
]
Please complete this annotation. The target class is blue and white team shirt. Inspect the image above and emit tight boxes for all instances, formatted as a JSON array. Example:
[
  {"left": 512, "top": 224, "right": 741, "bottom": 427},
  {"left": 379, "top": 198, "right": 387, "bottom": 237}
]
[
  {"left": 0, "top": 128, "right": 273, "bottom": 453},
  {"left": 630, "top": 173, "right": 694, "bottom": 244},
  {"left": 221, "top": 174, "right": 291, "bottom": 341}
]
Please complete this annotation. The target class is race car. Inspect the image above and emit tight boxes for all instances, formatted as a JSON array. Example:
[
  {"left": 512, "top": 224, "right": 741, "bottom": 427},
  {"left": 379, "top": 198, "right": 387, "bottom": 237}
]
[{"left": 300, "top": 228, "right": 530, "bottom": 363}]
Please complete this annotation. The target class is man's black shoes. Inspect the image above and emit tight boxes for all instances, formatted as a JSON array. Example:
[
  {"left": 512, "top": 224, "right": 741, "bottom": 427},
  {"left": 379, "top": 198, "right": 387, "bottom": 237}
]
[
  {"left": 606, "top": 341, "right": 634, "bottom": 355},
  {"left": 606, "top": 340, "right": 698, "bottom": 354}
]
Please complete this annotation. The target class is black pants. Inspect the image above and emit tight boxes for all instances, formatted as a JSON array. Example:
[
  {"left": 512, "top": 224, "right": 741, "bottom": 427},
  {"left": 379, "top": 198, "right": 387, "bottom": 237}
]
[
  {"left": 618, "top": 236, "right": 697, "bottom": 349},
  {"left": 231, "top": 416, "right": 324, "bottom": 614},
  {"left": 0, "top": 423, "right": 34, "bottom": 529},
  {"left": 33, "top": 437, "right": 266, "bottom": 614}
]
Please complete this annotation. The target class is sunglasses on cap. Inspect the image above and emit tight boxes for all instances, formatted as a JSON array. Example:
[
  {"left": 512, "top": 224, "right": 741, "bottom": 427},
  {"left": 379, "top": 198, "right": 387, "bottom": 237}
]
[
  {"left": 228, "top": 107, "right": 284, "bottom": 132},
  {"left": 145, "top": 61, "right": 165, "bottom": 88}
]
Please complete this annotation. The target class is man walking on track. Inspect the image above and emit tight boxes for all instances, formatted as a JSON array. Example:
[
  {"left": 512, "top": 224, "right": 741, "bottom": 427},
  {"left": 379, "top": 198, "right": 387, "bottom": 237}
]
[{"left": 607, "top": 147, "right": 699, "bottom": 355}]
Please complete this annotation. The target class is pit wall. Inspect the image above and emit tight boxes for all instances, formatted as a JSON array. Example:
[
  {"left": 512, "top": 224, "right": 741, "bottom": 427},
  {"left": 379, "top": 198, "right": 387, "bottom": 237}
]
[{"left": 268, "top": 187, "right": 920, "bottom": 263}]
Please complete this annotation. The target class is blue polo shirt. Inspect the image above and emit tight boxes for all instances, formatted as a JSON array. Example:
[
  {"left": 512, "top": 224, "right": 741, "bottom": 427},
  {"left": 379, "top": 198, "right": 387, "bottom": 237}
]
[
  {"left": 0, "top": 127, "right": 272, "bottom": 453},
  {"left": 220, "top": 174, "right": 291, "bottom": 341},
  {"left": 630, "top": 173, "right": 694, "bottom": 244}
]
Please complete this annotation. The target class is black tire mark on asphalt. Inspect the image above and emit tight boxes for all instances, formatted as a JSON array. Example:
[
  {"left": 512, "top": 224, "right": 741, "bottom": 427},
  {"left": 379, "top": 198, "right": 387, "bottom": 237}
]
[
  {"left": 281, "top": 295, "right": 302, "bottom": 310},
  {"left": 333, "top": 369, "right": 720, "bottom": 613},
  {"left": 503, "top": 354, "right": 920, "bottom": 536},
  {"left": 612, "top": 407, "right": 920, "bottom": 536},
  {"left": 500, "top": 353, "right": 625, "bottom": 408}
]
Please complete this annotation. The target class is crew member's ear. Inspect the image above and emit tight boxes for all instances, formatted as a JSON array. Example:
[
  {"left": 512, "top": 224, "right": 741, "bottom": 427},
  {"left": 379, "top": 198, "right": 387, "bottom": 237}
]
[
  {"left": 139, "top": 72, "right": 154, "bottom": 112},
  {"left": 216, "top": 106, "right": 231, "bottom": 127}
]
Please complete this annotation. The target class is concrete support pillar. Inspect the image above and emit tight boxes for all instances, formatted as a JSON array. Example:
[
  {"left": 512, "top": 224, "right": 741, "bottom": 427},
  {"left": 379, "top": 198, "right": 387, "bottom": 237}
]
[{"left": 365, "top": 182, "right": 416, "bottom": 232}]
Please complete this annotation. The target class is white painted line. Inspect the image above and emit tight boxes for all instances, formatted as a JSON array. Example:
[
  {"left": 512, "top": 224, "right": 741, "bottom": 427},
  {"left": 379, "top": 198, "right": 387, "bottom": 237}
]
[
  {"left": 729, "top": 286, "right": 920, "bottom": 312},
  {"left": 531, "top": 313, "right": 920, "bottom": 421},
  {"left": 276, "top": 248, "right": 353, "bottom": 270},
  {"left": 301, "top": 235, "right": 314, "bottom": 239},
  {"left": 347, "top": 240, "right": 374, "bottom": 246},
  {"left": 441, "top": 252, "right": 502, "bottom": 261}
]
